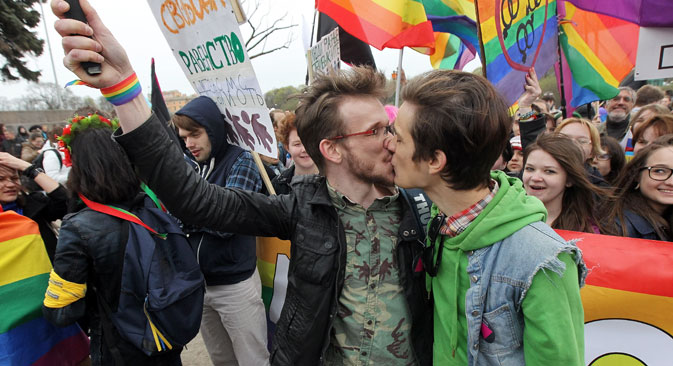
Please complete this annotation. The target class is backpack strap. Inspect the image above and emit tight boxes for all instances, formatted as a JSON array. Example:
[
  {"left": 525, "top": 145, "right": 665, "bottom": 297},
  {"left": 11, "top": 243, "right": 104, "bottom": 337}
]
[
  {"left": 78, "top": 193, "right": 166, "bottom": 239},
  {"left": 399, "top": 188, "right": 433, "bottom": 236}
]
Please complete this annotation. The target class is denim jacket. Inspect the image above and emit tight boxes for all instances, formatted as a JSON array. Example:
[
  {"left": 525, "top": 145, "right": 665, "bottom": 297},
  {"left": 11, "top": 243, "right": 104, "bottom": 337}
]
[{"left": 464, "top": 221, "right": 587, "bottom": 366}]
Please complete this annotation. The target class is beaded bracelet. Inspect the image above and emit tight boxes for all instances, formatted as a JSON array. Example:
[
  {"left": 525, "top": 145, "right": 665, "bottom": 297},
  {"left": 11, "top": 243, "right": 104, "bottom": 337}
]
[{"left": 101, "top": 73, "right": 142, "bottom": 106}]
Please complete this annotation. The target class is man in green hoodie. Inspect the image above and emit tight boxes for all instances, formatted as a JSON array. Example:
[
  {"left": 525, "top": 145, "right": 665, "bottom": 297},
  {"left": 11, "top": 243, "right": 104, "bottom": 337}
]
[{"left": 387, "top": 70, "right": 587, "bottom": 366}]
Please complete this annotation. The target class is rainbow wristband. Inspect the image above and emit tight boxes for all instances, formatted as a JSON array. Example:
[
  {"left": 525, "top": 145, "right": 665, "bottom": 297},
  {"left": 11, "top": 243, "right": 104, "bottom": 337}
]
[{"left": 101, "top": 73, "right": 142, "bottom": 106}]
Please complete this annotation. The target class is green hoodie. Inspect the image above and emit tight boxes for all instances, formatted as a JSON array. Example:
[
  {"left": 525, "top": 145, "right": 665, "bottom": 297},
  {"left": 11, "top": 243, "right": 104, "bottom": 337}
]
[{"left": 428, "top": 171, "right": 546, "bottom": 365}]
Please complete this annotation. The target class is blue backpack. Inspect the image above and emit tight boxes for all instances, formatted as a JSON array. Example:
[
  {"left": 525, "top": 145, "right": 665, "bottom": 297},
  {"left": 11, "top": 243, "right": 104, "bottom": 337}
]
[{"left": 81, "top": 190, "right": 204, "bottom": 359}]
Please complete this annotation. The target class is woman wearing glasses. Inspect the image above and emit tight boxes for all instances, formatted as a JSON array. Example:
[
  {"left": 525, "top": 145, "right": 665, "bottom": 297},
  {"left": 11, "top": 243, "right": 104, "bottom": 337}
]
[
  {"left": 0, "top": 152, "right": 67, "bottom": 261},
  {"left": 600, "top": 134, "right": 673, "bottom": 241},
  {"left": 591, "top": 136, "right": 626, "bottom": 186}
]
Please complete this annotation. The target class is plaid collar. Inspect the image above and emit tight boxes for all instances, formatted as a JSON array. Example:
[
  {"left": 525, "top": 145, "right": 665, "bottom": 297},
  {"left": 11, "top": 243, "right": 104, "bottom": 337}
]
[{"left": 439, "top": 180, "right": 499, "bottom": 238}]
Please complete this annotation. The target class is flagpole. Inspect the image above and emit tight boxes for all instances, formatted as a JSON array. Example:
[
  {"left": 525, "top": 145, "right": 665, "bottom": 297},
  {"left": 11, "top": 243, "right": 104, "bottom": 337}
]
[
  {"left": 474, "top": 0, "right": 487, "bottom": 77},
  {"left": 395, "top": 48, "right": 404, "bottom": 107},
  {"left": 557, "top": 0, "right": 568, "bottom": 119}
]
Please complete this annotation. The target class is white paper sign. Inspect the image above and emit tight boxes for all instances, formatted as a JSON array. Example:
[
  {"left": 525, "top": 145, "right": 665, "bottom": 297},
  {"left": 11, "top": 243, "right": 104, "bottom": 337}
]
[
  {"left": 309, "top": 28, "right": 340, "bottom": 79},
  {"left": 147, "top": 0, "right": 277, "bottom": 158},
  {"left": 635, "top": 27, "right": 673, "bottom": 81}
]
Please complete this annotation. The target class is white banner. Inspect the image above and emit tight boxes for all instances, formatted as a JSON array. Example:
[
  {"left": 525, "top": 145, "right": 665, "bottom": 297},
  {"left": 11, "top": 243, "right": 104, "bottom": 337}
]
[
  {"left": 147, "top": 0, "right": 277, "bottom": 158},
  {"left": 308, "top": 27, "right": 340, "bottom": 81},
  {"left": 635, "top": 27, "right": 673, "bottom": 81}
]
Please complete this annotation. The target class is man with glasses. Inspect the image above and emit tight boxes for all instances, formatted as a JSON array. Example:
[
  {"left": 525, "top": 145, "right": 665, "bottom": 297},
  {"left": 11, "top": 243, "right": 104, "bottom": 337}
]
[
  {"left": 49, "top": 4, "right": 432, "bottom": 363},
  {"left": 386, "top": 69, "right": 586, "bottom": 365},
  {"left": 599, "top": 87, "right": 636, "bottom": 144}
]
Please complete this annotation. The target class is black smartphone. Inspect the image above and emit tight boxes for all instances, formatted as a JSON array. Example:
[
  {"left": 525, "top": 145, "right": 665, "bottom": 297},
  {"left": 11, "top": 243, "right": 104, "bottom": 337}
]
[{"left": 64, "top": 0, "right": 102, "bottom": 75}]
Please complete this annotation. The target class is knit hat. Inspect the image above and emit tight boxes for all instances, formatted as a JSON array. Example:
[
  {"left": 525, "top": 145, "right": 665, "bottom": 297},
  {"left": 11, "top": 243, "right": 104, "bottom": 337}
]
[{"left": 510, "top": 136, "right": 522, "bottom": 151}]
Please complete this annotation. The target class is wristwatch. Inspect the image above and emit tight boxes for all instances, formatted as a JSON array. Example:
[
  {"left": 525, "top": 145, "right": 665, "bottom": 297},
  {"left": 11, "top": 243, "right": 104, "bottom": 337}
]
[{"left": 22, "top": 165, "right": 45, "bottom": 180}]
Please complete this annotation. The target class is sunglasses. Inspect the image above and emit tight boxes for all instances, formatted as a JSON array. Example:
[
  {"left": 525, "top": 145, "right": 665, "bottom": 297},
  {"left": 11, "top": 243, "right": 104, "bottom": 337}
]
[{"left": 423, "top": 213, "right": 446, "bottom": 277}]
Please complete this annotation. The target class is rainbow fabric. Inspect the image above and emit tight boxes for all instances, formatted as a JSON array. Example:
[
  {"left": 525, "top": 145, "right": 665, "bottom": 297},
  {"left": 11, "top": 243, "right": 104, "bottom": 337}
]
[
  {"left": 316, "top": 0, "right": 435, "bottom": 51},
  {"left": 565, "top": 0, "right": 673, "bottom": 27},
  {"left": 477, "top": 0, "right": 559, "bottom": 105},
  {"left": 557, "top": 230, "right": 673, "bottom": 364},
  {"left": 0, "top": 211, "right": 89, "bottom": 365},
  {"left": 100, "top": 72, "right": 143, "bottom": 106},
  {"left": 557, "top": 1, "right": 639, "bottom": 108},
  {"left": 422, "top": 0, "right": 478, "bottom": 70}
]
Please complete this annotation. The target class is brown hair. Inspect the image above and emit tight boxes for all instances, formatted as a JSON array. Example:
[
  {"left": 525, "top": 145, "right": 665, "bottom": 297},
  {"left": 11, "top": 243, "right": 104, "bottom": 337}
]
[
  {"left": 400, "top": 70, "right": 511, "bottom": 190},
  {"left": 635, "top": 85, "right": 665, "bottom": 107},
  {"left": 171, "top": 114, "right": 202, "bottom": 133},
  {"left": 276, "top": 111, "right": 297, "bottom": 147},
  {"left": 600, "top": 134, "right": 673, "bottom": 240},
  {"left": 598, "top": 135, "right": 626, "bottom": 185},
  {"left": 525, "top": 134, "right": 609, "bottom": 233},
  {"left": 294, "top": 66, "right": 387, "bottom": 171},
  {"left": 632, "top": 114, "right": 673, "bottom": 145},
  {"left": 630, "top": 103, "right": 669, "bottom": 130}
]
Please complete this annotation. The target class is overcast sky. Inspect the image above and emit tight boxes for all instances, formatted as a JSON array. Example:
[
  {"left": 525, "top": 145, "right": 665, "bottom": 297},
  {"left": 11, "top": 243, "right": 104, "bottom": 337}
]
[{"left": 1, "top": 0, "right": 477, "bottom": 102}]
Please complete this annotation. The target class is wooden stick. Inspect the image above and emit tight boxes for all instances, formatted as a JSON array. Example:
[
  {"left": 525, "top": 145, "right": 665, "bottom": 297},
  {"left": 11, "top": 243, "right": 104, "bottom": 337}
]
[{"left": 251, "top": 151, "right": 277, "bottom": 195}]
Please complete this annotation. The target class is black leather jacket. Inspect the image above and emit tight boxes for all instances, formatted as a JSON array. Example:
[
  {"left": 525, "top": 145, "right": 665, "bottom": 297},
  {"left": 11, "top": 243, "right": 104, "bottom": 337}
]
[{"left": 114, "top": 114, "right": 433, "bottom": 366}]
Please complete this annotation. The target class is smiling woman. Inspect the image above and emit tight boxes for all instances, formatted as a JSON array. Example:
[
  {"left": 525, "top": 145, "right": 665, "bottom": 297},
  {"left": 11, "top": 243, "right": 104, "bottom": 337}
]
[
  {"left": 523, "top": 134, "right": 607, "bottom": 233},
  {"left": 600, "top": 134, "right": 673, "bottom": 241}
]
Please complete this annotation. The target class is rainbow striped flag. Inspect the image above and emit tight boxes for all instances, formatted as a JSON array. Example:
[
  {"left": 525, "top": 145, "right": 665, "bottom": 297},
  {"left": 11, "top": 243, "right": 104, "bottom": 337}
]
[
  {"left": 421, "top": 0, "right": 478, "bottom": 70},
  {"left": 477, "top": 0, "right": 559, "bottom": 105},
  {"left": 557, "top": 230, "right": 673, "bottom": 364},
  {"left": 0, "top": 211, "right": 89, "bottom": 365},
  {"left": 256, "top": 237, "right": 291, "bottom": 346},
  {"left": 557, "top": 1, "right": 639, "bottom": 108},
  {"left": 316, "top": 0, "right": 435, "bottom": 51}
]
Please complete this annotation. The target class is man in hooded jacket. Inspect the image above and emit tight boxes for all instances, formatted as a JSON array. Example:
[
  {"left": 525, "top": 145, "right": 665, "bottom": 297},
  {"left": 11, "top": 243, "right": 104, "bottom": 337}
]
[{"left": 172, "top": 96, "right": 269, "bottom": 365}]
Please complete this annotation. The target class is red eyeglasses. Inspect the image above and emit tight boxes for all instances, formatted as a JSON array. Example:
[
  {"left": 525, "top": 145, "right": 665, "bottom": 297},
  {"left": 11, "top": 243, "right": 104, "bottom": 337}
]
[{"left": 327, "top": 125, "right": 395, "bottom": 141}]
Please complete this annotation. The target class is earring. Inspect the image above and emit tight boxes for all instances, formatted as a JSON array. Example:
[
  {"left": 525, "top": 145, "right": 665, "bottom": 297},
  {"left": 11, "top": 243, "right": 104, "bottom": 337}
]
[{"left": 635, "top": 183, "right": 640, "bottom": 190}]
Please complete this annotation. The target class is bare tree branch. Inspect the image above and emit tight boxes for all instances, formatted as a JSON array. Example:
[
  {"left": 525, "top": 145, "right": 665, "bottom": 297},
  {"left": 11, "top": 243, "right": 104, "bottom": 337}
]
[{"left": 240, "top": 0, "right": 298, "bottom": 60}]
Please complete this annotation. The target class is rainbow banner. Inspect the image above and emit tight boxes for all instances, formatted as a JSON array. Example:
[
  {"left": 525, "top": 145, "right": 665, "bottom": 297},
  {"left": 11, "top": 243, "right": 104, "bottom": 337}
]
[
  {"left": 0, "top": 211, "right": 89, "bottom": 365},
  {"left": 428, "top": 32, "right": 476, "bottom": 70},
  {"left": 557, "top": 230, "right": 673, "bottom": 365},
  {"left": 477, "top": 0, "right": 559, "bottom": 105},
  {"left": 557, "top": 1, "right": 639, "bottom": 108},
  {"left": 256, "top": 237, "right": 291, "bottom": 346},
  {"left": 316, "top": 0, "right": 435, "bottom": 51}
]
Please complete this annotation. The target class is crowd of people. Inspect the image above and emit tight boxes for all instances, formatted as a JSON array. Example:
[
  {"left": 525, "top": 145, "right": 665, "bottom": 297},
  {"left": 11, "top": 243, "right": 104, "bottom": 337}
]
[{"left": 0, "top": 0, "right": 671, "bottom": 365}]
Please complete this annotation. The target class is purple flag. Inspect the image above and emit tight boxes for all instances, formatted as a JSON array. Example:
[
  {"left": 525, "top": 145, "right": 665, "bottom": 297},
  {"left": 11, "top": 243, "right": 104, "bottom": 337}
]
[{"left": 567, "top": 0, "right": 673, "bottom": 27}]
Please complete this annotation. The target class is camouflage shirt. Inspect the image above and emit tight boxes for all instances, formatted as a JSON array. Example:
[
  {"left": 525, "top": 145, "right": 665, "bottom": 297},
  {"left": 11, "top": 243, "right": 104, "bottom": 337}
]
[{"left": 324, "top": 183, "right": 417, "bottom": 366}]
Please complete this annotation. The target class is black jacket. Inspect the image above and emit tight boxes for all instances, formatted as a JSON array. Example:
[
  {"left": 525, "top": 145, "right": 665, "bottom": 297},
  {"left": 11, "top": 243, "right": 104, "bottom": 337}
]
[
  {"left": 114, "top": 114, "right": 433, "bottom": 366},
  {"left": 43, "top": 195, "right": 182, "bottom": 365},
  {"left": 271, "top": 164, "right": 295, "bottom": 195},
  {"left": 618, "top": 209, "right": 670, "bottom": 241}
]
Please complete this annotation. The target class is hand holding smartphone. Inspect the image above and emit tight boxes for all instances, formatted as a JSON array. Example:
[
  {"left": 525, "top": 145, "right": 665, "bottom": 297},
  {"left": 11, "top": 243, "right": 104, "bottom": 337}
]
[{"left": 64, "top": 0, "right": 102, "bottom": 75}]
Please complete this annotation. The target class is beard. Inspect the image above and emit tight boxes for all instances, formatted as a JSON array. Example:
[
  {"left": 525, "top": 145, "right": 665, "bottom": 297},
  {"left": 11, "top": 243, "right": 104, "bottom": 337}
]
[
  {"left": 343, "top": 150, "right": 394, "bottom": 187},
  {"left": 608, "top": 109, "right": 627, "bottom": 122}
]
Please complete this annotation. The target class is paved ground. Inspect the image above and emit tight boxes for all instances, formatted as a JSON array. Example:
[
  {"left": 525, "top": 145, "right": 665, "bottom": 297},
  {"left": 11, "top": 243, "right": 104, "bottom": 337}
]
[{"left": 182, "top": 332, "right": 212, "bottom": 366}]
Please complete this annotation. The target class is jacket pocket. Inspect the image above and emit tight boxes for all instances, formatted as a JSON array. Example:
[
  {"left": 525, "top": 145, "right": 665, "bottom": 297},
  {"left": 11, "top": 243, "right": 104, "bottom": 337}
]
[
  {"left": 292, "top": 225, "right": 338, "bottom": 286},
  {"left": 478, "top": 303, "right": 522, "bottom": 356}
]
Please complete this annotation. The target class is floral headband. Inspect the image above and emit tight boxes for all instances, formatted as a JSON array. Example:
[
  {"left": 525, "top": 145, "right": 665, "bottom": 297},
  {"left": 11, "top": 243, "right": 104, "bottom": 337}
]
[{"left": 57, "top": 114, "right": 119, "bottom": 167}]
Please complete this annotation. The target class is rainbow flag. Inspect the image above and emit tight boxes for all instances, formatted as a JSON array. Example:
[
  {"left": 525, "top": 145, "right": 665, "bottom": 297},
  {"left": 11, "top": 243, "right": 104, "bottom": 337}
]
[
  {"left": 0, "top": 211, "right": 89, "bottom": 365},
  {"left": 316, "top": 0, "right": 435, "bottom": 51},
  {"left": 477, "top": 0, "right": 559, "bottom": 105},
  {"left": 256, "top": 237, "right": 291, "bottom": 346},
  {"left": 557, "top": 1, "right": 639, "bottom": 108},
  {"left": 428, "top": 32, "right": 475, "bottom": 70},
  {"left": 557, "top": 230, "right": 673, "bottom": 364},
  {"left": 421, "top": 0, "right": 478, "bottom": 70}
]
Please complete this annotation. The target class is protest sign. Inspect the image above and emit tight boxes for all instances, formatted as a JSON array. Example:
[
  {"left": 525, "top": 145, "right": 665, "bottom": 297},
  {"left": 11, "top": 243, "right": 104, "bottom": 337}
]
[
  {"left": 308, "top": 27, "right": 340, "bottom": 82},
  {"left": 635, "top": 27, "right": 673, "bottom": 81},
  {"left": 147, "top": 0, "right": 277, "bottom": 158},
  {"left": 557, "top": 230, "right": 673, "bottom": 365}
]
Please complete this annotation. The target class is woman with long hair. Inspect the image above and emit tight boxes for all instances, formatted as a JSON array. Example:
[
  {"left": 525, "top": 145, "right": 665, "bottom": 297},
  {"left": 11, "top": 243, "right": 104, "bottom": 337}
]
[
  {"left": 42, "top": 114, "right": 183, "bottom": 365},
  {"left": 523, "top": 134, "right": 607, "bottom": 233},
  {"left": 600, "top": 134, "right": 673, "bottom": 241},
  {"left": 591, "top": 135, "right": 626, "bottom": 186},
  {"left": 632, "top": 114, "right": 673, "bottom": 156}
]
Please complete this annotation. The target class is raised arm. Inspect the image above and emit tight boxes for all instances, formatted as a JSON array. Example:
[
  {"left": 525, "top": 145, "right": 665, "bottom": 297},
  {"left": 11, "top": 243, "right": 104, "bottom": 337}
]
[{"left": 51, "top": 0, "right": 293, "bottom": 239}]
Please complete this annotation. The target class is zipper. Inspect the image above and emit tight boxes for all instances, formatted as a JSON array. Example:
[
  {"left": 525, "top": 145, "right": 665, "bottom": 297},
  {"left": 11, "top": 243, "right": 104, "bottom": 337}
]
[{"left": 196, "top": 234, "right": 204, "bottom": 265}]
